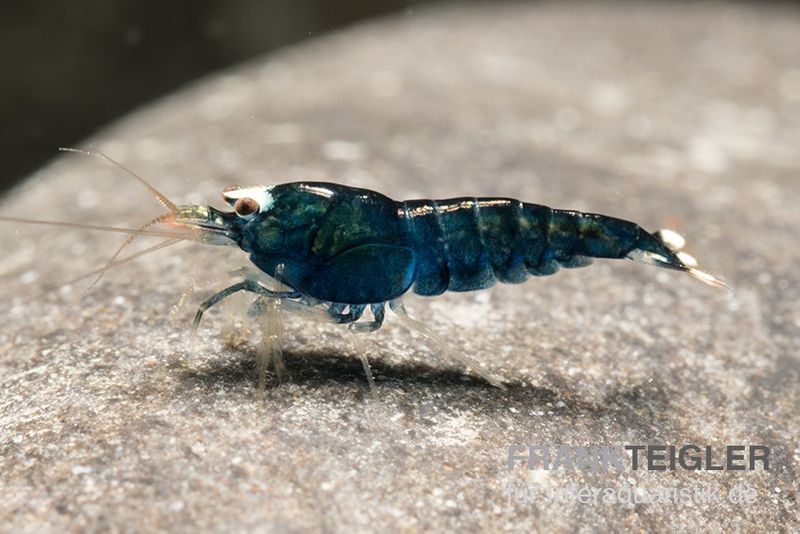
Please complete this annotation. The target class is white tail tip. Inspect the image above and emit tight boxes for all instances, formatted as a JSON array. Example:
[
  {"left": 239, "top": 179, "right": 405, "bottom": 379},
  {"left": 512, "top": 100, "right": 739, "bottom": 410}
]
[{"left": 688, "top": 267, "right": 733, "bottom": 292}]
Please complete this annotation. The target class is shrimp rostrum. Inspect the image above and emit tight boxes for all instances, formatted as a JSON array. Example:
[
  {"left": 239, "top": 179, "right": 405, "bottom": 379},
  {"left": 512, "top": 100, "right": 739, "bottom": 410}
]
[{"left": 1, "top": 152, "right": 728, "bottom": 388}]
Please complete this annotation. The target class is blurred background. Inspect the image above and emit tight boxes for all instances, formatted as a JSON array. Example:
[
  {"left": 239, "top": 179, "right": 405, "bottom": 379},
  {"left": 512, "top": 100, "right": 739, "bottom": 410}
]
[
  {"left": 1, "top": 0, "right": 788, "bottom": 194},
  {"left": 0, "top": 0, "right": 432, "bottom": 193}
]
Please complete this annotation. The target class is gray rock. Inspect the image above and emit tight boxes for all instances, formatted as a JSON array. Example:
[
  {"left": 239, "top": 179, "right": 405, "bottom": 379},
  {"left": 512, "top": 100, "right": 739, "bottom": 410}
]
[{"left": 1, "top": 2, "right": 798, "bottom": 531}]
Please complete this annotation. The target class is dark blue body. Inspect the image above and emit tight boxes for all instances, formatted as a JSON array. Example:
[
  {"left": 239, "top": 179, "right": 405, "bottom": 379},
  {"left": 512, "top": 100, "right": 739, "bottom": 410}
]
[{"left": 235, "top": 182, "right": 678, "bottom": 305}]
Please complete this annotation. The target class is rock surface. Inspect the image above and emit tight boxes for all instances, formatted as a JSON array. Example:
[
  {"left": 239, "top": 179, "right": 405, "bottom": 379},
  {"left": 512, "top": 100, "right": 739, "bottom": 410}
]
[{"left": 1, "top": 2, "right": 798, "bottom": 531}]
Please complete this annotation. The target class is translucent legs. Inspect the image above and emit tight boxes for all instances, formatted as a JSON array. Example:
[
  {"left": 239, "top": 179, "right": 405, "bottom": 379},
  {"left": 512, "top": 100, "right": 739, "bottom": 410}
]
[
  {"left": 185, "top": 267, "right": 506, "bottom": 390},
  {"left": 389, "top": 300, "right": 507, "bottom": 389},
  {"left": 186, "top": 268, "right": 382, "bottom": 390},
  {"left": 192, "top": 278, "right": 300, "bottom": 333},
  {"left": 254, "top": 296, "right": 284, "bottom": 389},
  {"left": 327, "top": 303, "right": 386, "bottom": 391}
]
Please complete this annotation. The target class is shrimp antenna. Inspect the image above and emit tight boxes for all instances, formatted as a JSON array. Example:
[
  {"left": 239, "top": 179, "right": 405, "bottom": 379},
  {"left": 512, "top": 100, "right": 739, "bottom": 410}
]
[
  {"left": 59, "top": 147, "right": 178, "bottom": 213},
  {"left": 34, "top": 238, "right": 182, "bottom": 302},
  {"left": 78, "top": 213, "right": 178, "bottom": 298},
  {"left": 57, "top": 148, "right": 190, "bottom": 296},
  {"left": 0, "top": 216, "right": 206, "bottom": 242}
]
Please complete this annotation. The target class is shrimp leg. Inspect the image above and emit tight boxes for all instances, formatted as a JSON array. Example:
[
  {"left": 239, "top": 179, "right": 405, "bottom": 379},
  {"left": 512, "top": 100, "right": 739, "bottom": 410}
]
[
  {"left": 248, "top": 299, "right": 381, "bottom": 389},
  {"left": 327, "top": 303, "right": 367, "bottom": 324},
  {"left": 192, "top": 279, "right": 300, "bottom": 333},
  {"left": 254, "top": 296, "right": 286, "bottom": 388},
  {"left": 389, "top": 300, "right": 507, "bottom": 390},
  {"left": 329, "top": 303, "right": 385, "bottom": 389},
  {"left": 344, "top": 304, "right": 387, "bottom": 391},
  {"left": 346, "top": 303, "right": 385, "bottom": 333}
]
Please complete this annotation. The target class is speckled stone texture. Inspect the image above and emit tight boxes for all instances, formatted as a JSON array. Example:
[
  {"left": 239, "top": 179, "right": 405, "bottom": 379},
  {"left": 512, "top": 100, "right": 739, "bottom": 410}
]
[{"left": 1, "top": 2, "right": 798, "bottom": 531}]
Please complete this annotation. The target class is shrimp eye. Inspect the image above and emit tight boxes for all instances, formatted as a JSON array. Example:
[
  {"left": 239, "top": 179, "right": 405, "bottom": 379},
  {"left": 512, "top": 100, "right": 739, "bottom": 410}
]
[{"left": 233, "top": 197, "right": 260, "bottom": 218}]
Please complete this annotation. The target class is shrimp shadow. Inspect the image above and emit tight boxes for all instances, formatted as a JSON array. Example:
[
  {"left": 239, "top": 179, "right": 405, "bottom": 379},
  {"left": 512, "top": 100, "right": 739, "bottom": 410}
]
[
  {"left": 175, "top": 346, "right": 638, "bottom": 417},
  {"left": 180, "top": 346, "right": 521, "bottom": 390}
]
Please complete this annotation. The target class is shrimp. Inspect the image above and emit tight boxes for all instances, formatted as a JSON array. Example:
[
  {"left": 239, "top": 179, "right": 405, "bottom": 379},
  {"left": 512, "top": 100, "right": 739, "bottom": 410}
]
[{"left": 0, "top": 151, "right": 729, "bottom": 388}]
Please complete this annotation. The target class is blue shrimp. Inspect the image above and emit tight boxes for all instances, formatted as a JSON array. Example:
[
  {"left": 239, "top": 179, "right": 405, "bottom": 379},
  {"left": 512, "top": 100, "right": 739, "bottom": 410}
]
[
  {"left": 0, "top": 153, "right": 728, "bottom": 388},
  {"left": 180, "top": 182, "right": 726, "bottom": 318}
]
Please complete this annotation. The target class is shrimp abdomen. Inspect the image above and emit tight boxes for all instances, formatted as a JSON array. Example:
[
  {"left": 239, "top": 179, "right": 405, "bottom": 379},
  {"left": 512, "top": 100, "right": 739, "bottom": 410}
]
[{"left": 401, "top": 197, "right": 646, "bottom": 295}]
